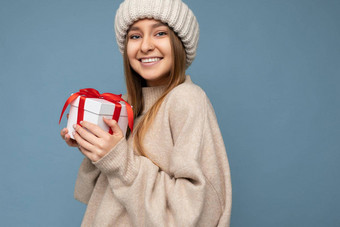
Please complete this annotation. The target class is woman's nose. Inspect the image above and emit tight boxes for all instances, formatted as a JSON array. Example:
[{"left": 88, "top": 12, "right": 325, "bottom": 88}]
[{"left": 140, "top": 36, "right": 154, "bottom": 53}]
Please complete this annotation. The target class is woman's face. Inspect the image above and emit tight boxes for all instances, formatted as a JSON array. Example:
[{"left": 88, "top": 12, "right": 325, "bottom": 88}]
[{"left": 126, "top": 19, "right": 172, "bottom": 87}]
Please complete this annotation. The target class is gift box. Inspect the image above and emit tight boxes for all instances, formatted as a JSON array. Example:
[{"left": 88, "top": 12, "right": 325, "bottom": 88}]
[
  {"left": 67, "top": 96, "right": 129, "bottom": 139},
  {"left": 59, "top": 88, "right": 133, "bottom": 140}
]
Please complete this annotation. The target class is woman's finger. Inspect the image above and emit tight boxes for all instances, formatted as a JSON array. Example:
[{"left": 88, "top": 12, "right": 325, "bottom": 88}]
[
  {"left": 74, "top": 123, "right": 100, "bottom": 145},
  {"left": 103, "top": 118, "right": 123, "bottom": 137},
  {"left": 65, "top": 134, "right": 78, "bottom": 147},
  {"left": 80, "top": 121, "right": 108, "bottom": 139},
  {"left": 60, "top": 128, "right": 68, "bottom": 138},
  {"left": 73, "top": 130, "right": 97, "bottom": 152},
  {"left": 61, "top": 128, "right": 78, "bottom": 147}
]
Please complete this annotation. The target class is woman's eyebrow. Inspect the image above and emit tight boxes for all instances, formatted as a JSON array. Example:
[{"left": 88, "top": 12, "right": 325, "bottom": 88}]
[
  {"left": 128, "top": 22, "right": 167, "bottom": 32},
  {"left": 152, "top": 22, "right": 167, "bottom": 29},
  {"left": 128, "top": 26, "right": 139, "bottom": 32}
]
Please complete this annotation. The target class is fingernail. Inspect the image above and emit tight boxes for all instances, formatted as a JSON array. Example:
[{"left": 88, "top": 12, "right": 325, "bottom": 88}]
[
  {"left": 73, "top": 124, "right": 76, "bottom": 129},
  {"left": 62, "top": 129, "right": 66, "bottom": 133},
  {"left": 80, "top": 121, "right": 83, "bottom": 125}
]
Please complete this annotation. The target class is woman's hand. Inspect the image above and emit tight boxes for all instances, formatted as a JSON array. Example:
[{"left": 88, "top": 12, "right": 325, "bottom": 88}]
[
  {"left": 60, "top": 113, "right": 79, "bottom": 147},
  {"left": 72, "top": 118, "right": 124, "bottom": 162},
  {"left": 61, "top": 127, "right": 79, "bottom": 147}
]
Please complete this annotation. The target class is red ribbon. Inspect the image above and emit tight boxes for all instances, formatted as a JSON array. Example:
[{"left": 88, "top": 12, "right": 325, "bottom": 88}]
[{"left": 59, "top": 88, "right": 133, "bottom": 134}]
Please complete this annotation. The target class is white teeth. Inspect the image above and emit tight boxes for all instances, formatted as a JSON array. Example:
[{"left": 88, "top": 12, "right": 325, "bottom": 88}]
[{"left": 141, "top": 58, "right": 161, "bottom": 63}]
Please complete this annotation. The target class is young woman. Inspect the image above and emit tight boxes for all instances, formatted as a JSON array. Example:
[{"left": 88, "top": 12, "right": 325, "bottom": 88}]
[{"left": 60, "top": 0, "right": 232, "bottom": 226}]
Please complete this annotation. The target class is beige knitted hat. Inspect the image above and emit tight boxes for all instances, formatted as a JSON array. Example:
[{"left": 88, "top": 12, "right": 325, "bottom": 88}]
[{"left": 114, "top": 0, "right": 199, "bottom": 68}]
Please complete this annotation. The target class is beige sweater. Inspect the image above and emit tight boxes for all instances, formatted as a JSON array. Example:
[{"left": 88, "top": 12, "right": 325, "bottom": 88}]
[{"left": 74, "top": 76, "right": 232, "bottom": 226}]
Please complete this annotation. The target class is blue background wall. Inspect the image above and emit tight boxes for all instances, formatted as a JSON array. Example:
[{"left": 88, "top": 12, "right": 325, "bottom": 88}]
[{"left": 1, "top": 0, "right": 339, "bottom": 226}]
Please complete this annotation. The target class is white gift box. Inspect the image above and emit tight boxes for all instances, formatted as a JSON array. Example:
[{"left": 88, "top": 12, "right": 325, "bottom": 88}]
[{"left": 67, "top": 96, "right": 129, "bottom": 139}]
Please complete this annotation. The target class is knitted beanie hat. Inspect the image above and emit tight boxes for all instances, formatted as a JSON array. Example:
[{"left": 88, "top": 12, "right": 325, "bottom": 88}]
[{"left": 114, "top": 0, "right": 199, "bottom": 68}]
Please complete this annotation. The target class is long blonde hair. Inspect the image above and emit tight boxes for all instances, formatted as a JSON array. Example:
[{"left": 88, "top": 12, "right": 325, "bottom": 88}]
[{"left": 123, "top": 25, "right": 187, "bottom": 159}]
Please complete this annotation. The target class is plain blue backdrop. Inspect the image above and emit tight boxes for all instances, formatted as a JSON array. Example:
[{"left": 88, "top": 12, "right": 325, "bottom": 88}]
[{"left": 1, "top": 0, "right": 339, "bottom": 226}]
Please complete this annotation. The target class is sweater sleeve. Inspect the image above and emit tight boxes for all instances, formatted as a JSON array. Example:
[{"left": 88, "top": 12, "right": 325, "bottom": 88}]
[
  {"left": 74, "top": 157, "right": 101, "bottom": 204},
  {"left": 92, "top": 85, "right": 227, "bottom": 226},
  {"left": 73, "top": 94, "right": 130, "bottom": 204}
]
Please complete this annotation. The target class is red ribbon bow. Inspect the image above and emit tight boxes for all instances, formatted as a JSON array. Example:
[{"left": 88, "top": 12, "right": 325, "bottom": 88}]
[{"left": 59, "top": 88, "right": 133, "bottom": 134}]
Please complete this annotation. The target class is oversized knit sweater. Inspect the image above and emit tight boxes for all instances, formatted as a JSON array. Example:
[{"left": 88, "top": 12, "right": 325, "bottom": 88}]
[{"left": 74, "top": 76, "right": 232, "bottom": 226}]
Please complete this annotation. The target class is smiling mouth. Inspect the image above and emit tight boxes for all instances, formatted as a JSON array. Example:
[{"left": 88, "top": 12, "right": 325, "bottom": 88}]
[{"left": 140, "top": 57, "right": 162, "bottom": 63}]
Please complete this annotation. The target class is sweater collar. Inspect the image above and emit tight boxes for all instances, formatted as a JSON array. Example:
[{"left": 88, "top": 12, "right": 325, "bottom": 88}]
[
  {"left": 141, "top": 75, "right": 192, "bottom": 114},
  {"left": 141, "top": 85, "right": 166, "bottom": 115}
]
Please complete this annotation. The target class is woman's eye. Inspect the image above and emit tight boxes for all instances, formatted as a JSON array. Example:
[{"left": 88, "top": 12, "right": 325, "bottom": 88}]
[
  {"left": 156, "top": 32, "right": 167, "bottom": 37},
  {"left": 129, "top": 35, "right": 141, "bottom": 39}
]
